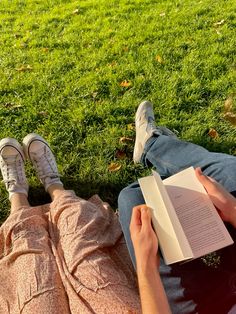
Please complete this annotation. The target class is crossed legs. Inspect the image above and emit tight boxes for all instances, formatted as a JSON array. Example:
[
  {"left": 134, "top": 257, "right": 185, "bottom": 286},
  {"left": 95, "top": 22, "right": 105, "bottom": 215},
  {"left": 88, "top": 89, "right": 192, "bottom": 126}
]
[{"left": 118, "top": 101, "right": 236, "bottom": 314}]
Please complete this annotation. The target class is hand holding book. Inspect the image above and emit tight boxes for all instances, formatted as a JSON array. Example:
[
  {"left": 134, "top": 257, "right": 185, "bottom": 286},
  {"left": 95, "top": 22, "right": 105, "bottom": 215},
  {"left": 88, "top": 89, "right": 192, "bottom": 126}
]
[
  {"left": 130, "top": 205, "right": 159, "bottom": 272},
  {"left": 195, "top": 167, "right": 236, "bottom": 228},
  {"left": 138, "top": 167, "right": 234, "bottom": 264},
  {"left": 130, "top": 205, "right": 172, "bottom": 314}
]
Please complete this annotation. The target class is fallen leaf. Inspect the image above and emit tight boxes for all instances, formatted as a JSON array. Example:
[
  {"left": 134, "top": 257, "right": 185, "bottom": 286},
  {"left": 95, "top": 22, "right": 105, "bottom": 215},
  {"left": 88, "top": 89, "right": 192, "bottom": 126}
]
[
  {"left": 16, "top": 65, "right": 33, "bottom": 72},
  {"left": 119, "top": 137, "right": 134, "bottom": 144},
  {"left": 108, "top": 61, "right": 117, "bottom": 67},
  {"left": 2, "top": 103, "right": 22, "bottom": 109},
  {"left": 214, "top": 19, "right": 225, "bottom": 26},
  {"left": 224, "top": 95, "right": 235, "bottom": 112},
  {"left": 12, "top": 104, "right": 23, "bottom": 109},
  {"left": 92, "top": 92, "right": 98, "bottom": 99},
  {"left": 38, "top": 111, "right": 48, "bottom": 117},
  {"left": 73, "top": 9, "right": 79, "bottom": 14},
  {"left": 115, "top": 150, "right": 126, "bottom": 159},
  {"left": 3, "top": 103, "right": 15, "bottom": 108},
  {"left": 155, "top": 55, "right": 163, "bottom": 63},
  {"left": 108, "top": 162, "right": 121, "bottom": 172},
  {"left": 223, "top": 94, "right": 236, "bottom": 126},
  {"left": 159, "top": 12, "right": 166, "bottom": 17},
  {"left": 42, "top": 47, "right": 49, "bottom": 53},
  {"left": 120, "top": 80, "right": 131, "bottom": 87},
  {"left": 208, "top": 128, "right": 219, "bottom": 139},
  {"left": 20, "top": 42, "right": 27, "bottom": 48},
  {"left": 223, "top": 112, "right": 236, "bottom": 126}
]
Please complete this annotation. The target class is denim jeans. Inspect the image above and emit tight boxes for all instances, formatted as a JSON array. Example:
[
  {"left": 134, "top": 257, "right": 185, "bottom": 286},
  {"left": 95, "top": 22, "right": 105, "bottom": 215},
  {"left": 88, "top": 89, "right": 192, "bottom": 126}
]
[{"left": 118, "top": 135, "right": 236, "bottom": 314}]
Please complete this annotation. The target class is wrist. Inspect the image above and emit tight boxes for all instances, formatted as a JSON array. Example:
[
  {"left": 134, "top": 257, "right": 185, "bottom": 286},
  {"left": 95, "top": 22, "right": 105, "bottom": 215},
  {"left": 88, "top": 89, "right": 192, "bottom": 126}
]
[{"left": 136, "top": 258, "right": 159, "bottom": 277}]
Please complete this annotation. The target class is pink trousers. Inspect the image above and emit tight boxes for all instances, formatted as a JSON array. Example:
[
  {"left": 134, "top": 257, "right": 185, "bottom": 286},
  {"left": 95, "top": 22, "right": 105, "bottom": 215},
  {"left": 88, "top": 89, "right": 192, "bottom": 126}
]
[{"left": 0, "top": 191, "right": 141, "bottom": 314}]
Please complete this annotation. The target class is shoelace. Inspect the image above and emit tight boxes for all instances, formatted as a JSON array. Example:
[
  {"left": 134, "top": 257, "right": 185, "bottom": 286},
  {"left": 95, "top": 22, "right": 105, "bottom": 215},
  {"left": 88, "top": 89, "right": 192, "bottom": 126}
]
[
  {"left": 1, "top": 156, "right": 25, "bottom": 187},
  {"left": 31, "top": 148, "right": 59, "bottom": 180}
]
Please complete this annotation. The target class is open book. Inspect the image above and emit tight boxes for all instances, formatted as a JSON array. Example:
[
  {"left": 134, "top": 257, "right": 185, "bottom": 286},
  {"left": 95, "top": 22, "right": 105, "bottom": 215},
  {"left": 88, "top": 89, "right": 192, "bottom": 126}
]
[{"left": 138, "top": 167, "right": 234, "bottom": 265}]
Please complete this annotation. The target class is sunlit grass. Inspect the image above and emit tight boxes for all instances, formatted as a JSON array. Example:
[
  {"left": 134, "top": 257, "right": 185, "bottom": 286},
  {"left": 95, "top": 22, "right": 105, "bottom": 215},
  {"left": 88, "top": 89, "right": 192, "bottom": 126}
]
[{"left": 0, "top": 0, "right": 236, "bottom": 222}]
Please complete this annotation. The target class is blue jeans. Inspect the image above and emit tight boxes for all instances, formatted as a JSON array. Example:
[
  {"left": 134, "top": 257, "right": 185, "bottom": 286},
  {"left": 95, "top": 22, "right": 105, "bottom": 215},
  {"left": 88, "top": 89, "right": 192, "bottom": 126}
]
[{"left": 118, "top": 135, "right": 236, "bottom": 314}]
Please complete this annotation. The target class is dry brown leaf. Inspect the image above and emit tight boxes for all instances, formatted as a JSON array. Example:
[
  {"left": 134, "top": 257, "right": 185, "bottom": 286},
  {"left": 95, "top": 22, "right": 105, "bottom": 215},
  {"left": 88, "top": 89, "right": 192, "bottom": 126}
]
[
  {"left": 119, "top": 137, "right": 134, "bottom": 144},
  {"left": 208, "top": 128, "right": 219, "bottom": 139},
  {"left": 42, "top": 47, "right": 49, "bottom": 53},
  {"left": 115, "top": 150, "right": 126, "bottom": 160},
  {"left": 223, "top": 112, "right": 236, "bottom": 126},
  {"left": 123, "top": 46, "right": 129, "bottom": 52},
  {"left": 108, "top": 162, "right": 121, "bottom": 172},
  {"left": 16, "top": 65, "right": 33, "bottom": 72},
  {"left": 223, "top": 94, "right": 236, "bottom": 126},
  {"left": 38, "top": 111, "right": 48, "bottom": 117},
  {"left": 155, "top": 55, "right": 163, "bottom": 63},
  {"left": 120, "top": 80, "right": 131, "bottom": 87},
  {"left": 224, "top": 95, "right": 236, "bottom": 112},
  {"left": 108, "top": 61, "right": 117, "bottom": 67}
]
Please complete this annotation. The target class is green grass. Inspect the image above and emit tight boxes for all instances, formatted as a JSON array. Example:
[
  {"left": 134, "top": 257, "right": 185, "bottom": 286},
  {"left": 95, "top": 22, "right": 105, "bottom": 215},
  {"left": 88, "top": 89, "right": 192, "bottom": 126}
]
[{"left": 0, "top": 0, "right": 236, "bottom": 223}]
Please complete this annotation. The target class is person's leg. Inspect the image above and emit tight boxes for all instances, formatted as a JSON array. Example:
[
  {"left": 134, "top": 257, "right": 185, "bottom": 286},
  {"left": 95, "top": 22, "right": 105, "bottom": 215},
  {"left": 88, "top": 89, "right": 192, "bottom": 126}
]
[
  {"left": 119, "top": 182, "right": 236, "bottom": 314},
  {"left": 142, "top": 135, "right": 236, "bottom": 194},
  {"left": 0, "top": 137, "right": 70, "bottom": 314},
  {"left": 47, "top": 190, "right": 141, "bottom": 313},
  {"left": 48, "top": 184, "right": 65, "bottom": 200},
  {"left": 10, "top": 193, "right": 30, "bottom": 211},
  {"left": 23, "top": 134, "right": 141, "bottom": 313},
  {"left": 133, "top": 101, "right": 236, "bottom": 193},
  {"left": 119, "top": 101, "right": 236, "bottom": 313}
]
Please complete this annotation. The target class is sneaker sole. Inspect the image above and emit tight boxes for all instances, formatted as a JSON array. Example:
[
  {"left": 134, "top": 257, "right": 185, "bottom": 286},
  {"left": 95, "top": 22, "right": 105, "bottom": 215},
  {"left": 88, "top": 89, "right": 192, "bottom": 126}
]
[
  {"left": 133, "top": 101, "right": 153, "bottom": 163},
  {"left": 0, "top": 138, "right": 25, "bottom": 160},
  {"left": 22, "top": 133, "right": 50, "bottom": 160}
]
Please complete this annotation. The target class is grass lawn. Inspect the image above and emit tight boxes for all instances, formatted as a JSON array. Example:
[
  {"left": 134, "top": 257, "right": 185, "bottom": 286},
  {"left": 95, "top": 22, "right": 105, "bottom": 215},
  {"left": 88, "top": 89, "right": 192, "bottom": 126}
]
[{"left": 0, "top": 0, "right": 236, "bottom": 223}]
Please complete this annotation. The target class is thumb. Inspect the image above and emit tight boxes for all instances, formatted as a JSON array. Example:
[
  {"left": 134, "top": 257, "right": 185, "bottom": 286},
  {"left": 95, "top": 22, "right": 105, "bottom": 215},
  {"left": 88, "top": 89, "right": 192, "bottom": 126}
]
[
  {"left": 195, "top": 167, "right": 216, "bottom": 190},
  {"left": 140, "top": 206, "right": 152, "bottom": 230}
]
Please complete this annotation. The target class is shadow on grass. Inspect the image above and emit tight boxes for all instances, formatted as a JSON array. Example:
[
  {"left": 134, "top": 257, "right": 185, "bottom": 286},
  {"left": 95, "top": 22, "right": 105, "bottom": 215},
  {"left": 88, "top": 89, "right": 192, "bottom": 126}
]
[
  {"left": 189, "top": 135, "right": 236, "bottom": 154},
  {"left": 28, "top": 178, "right": 126, "bottom": 210},
  {"left": 28, "top": 136, "right": 236, "bottom": 209},
  {"left": 1, "top": 137, "right": 235, "bottom": 225}
]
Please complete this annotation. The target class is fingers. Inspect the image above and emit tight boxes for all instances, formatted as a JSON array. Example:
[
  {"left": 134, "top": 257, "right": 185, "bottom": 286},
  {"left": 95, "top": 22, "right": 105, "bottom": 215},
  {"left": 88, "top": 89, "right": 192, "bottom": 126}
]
[
  {"left": 130, "top": 205, "right": 152, "bottom": 232},
  {"left": 130, "top": 205, "right": 142, "bottom": 233},
  {"left": 140, "top": 206, "right": 152, "bottom": 231},
  {"left": 194, "top": 167, "right": 236, "bottom": 218},
  {"left": 195, "top": 167, "right": 217, "bottom": 191}
]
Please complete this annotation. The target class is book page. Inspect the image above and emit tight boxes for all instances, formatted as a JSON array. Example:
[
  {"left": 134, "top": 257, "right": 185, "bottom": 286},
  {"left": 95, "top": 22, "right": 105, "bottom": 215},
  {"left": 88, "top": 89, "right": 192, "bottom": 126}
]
[
  {"left": 138, "top": 175, "right": 193, "bottom": 264},
  {"left": 163, "top": 167, "right": 233, "bottom": 259}
]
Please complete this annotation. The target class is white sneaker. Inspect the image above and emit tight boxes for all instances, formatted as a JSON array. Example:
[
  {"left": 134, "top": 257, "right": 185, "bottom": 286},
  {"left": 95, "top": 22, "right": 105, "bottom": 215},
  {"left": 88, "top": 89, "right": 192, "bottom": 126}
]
[
  {"left": 22, "top": 133, "right": 63, "bottom": 192},
  {"left": 133, "top": 100, "right": 177, "bottom": 163},
  {"left": 133, "top": 101, "right": 157, "bottom": 163},
  {"left": 0, "top": 138, "right": 28, "bottom": 199}
]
